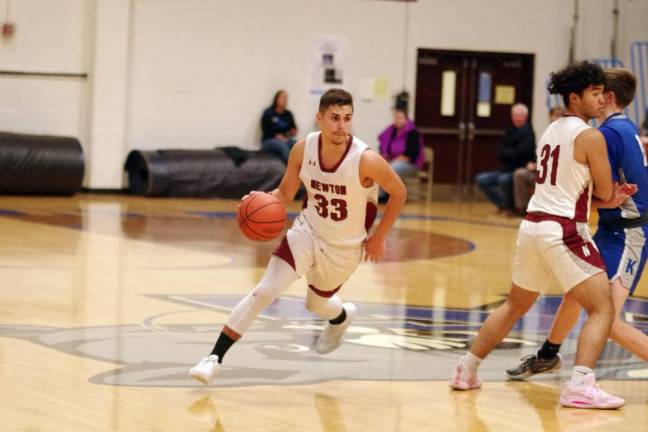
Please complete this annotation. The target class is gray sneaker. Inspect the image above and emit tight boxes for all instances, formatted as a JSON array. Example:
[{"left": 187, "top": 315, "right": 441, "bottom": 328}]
[
  {"left": 315, "top": 303, "right": 357, "bottom": 354},
  {"left": 506, "top": 353, "right": 563, "bottom": 380}
]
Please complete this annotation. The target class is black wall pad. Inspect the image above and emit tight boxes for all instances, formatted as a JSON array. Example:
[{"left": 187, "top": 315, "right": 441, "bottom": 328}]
[
  {"left": 124, "top": 148, "right": 285, "bottom": 198},
  {"left": 0, "top": 131, "right": 85, "bottom": 195}
]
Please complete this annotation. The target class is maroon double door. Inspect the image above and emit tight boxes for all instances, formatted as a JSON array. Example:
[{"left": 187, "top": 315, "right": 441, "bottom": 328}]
[{"left": 414, "top": 49, "right": 534, "bottom": 196}]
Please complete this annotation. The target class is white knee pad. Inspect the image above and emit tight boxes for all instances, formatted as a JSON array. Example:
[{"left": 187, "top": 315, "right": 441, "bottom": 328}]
[
  {"left": 226, "top": 256, "right": 299, "bottom": 336},
  {"left": 251, "top": 281, "right": 280, "bottom": 307},
  {"left": 305, "top": 292, "right": 343, "bottom": 320}
]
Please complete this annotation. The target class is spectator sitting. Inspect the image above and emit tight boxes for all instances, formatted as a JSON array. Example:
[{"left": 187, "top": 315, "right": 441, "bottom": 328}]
[
  {"left": 512, "top": 106, "right": 565, "bottom": 216},
  {"left": 475, "top": 103, "right": 535, "bottom": 214},
  {"left": 377, "top": 108, "right": 424, "bottom": 201},
  {"left": 261, "top": 90, "right": 298, "bottom": 164}
]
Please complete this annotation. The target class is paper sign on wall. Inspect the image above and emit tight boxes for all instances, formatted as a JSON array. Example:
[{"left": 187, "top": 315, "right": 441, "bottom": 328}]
[
  {"left": 373, "top": 76, "right": 389, "bottom": 100},
  {"left": 310, "top": 35, "right": 350, "bottom": 95},
  {"left": 359, "top": 76, "right": 389, "bottom": 101}
]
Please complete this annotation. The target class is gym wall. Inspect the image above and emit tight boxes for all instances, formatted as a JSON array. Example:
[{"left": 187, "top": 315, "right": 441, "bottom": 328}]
[{"left": 1, "top": 0, "right": 647, "bottom": 189}]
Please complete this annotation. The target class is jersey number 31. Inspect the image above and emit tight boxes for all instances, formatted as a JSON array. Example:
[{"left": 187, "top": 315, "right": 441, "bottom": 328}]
[{"left": 536, "top": 144, "right": 560, "bottom": 185}]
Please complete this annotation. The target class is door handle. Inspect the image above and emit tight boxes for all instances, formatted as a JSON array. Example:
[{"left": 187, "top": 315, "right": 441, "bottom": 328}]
[
  {"left": 458, "top": 122, "right": 466, "bottom": 140},
  {"left": 467, "top": 121, "right": 475, "bottom": 141}
]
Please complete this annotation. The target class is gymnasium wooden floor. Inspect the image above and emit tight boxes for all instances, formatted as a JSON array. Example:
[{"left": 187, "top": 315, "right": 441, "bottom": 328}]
[{"left": 0, "top": 194, "right": 646, "bottom": 431}]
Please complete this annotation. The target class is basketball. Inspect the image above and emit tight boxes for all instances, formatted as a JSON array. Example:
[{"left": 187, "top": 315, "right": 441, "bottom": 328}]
[{"left": 236, "top": 192, "right": 287, "bottom": 241}]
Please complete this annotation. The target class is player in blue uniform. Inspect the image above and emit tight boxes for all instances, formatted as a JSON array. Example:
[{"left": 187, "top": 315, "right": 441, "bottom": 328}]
[{"left": 507, "top": 68, "right": 648, "bottom": 379}]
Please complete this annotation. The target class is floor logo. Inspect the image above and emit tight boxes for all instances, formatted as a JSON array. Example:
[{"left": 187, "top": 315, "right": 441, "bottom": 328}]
[{"left": 1, "top": 294, "right": 646, "bottom": 387}]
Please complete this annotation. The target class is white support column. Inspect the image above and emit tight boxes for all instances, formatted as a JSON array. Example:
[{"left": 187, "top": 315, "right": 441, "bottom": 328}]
[{"left": 86, "top": 0, "right": 131, "bottom": 189}]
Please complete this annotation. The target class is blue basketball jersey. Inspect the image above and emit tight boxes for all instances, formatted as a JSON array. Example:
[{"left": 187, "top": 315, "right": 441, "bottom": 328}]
[
  {"left": 595, "top": 113, "right": 648, "bottom": 293},
  {"left": 597, "top": 113, "right": 648, "bottom": 221}
]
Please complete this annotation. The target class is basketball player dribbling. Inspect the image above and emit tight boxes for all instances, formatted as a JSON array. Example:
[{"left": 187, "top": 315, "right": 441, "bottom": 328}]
[
  {"left": 190, "top": 89, "right": 407, "bottom": 384},
  {"left": 450, "top": 61, "right": 635, "bottom": 409},
  {"left": 506, "top": 68, "right": 648, "bottom": 377}
]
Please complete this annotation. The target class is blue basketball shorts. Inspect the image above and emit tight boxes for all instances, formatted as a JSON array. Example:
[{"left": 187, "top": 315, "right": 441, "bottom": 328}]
[{"left": 593, "top": 225, "right": 648, "bottom": 295}]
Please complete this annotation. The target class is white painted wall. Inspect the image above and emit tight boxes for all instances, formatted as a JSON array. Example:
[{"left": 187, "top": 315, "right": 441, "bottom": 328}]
[
  {"left": 85, "top": 0, "right": 131, "bottom": 188},
  {"left": 0, "top": 0, "right": 86, "bottom": 137},
  {"left": 1, "top": 0, "right": 647, "bottom": 188},
  {"left": 127, "top": 0, "right": 409, "bottom": 153}
]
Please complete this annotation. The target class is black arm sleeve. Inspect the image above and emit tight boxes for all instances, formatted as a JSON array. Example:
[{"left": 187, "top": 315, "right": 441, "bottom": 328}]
[{"left": 404, "top": 130, "right": 421, "bottom": 163}]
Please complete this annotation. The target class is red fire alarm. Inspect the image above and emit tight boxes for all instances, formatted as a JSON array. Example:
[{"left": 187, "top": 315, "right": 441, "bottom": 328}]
[{"left": 2, "top": 22, "right": 15, "bottom": 39}]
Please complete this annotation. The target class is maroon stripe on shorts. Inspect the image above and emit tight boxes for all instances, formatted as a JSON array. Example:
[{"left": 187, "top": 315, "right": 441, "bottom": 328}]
[
  {"left": 524, "top": 212, "right": 606, "bottom": 270},
  {"left": 272, "top": 236, "right": 296, "bottom": 271},
  {"left": 308, "top": 284, "right": 341, "bottom": 298},
  {"left": 574, "top": 186, "right": 589, "bottom": 223}
]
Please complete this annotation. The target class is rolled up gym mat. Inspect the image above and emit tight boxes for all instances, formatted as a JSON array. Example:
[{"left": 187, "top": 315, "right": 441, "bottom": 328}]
[
  {"left": 124, "top": 150, "right": 170, "bottom": 196},
  {"left": 125, "top": 148, "right": 284, "bottom": 198},
  {"left": 223, "top": 150, "right": 284, "bottom": 198},
  {"left": 0, "top": 131, "right": 84, "bottom": 195}
]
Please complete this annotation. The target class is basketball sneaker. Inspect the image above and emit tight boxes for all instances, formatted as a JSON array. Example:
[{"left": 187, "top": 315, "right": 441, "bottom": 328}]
[
  {"left": 450, "top": 356, "right": 482, "bottom": 390},
  {"left": 189, "top": 354, "right": 221, "bottom": 385},
  {"left": 315, "top": 303, "right": 357, "bottom": 354},
  {"left": 559, "top": 373, "right": 625, "bottom": 409},
  {"left": 506, "top": 353, "right": 563, "bottom": 380}
]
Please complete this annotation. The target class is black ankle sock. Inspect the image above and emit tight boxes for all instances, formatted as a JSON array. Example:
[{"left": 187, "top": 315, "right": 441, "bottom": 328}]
[
  {"left": 537, "top": 339, "right": 561, "bottom": 360},
  {"left": 210, "top": 332, "right": 237, "bottom": 363},
  {"left": 329, "top": 308, "right": 347, "bottom": 325}
]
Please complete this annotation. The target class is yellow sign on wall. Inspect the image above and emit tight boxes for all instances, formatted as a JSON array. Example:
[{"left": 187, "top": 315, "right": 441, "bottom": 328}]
[{"left": 495, "top": 85, "right": 515, "bottom": 104}]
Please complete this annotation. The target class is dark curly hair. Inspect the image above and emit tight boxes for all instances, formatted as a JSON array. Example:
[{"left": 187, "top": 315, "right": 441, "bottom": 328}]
[{"left": 547, "top": 61, "right": 607, "bottom": 107}]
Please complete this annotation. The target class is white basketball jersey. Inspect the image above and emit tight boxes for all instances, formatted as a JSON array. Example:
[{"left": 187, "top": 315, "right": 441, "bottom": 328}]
[
  {"left": 299, "top": 132, "right": 379, "bottom": 247},
  {"left": 527, "top": 116, "right": 593, "bottom": 222}
]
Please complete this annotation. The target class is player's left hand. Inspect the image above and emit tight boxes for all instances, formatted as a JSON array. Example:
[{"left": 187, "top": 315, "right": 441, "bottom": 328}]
[{"left": 364, "top": 235, "right": 385, "bottom": 262}]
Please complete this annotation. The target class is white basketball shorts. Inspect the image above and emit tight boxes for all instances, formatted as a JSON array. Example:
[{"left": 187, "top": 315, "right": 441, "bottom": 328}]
[
  {"left": 512, "top": 213, "right": 606, "bottom": 292},
  {"left": 273, "top": 214, "right": 362, "bottom": 297}
]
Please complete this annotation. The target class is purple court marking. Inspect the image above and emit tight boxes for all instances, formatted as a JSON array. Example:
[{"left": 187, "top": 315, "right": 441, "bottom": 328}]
[
  {"left": 189, "top": 210, "right": 519, "bottom": 230},
  {"left": 0, "top": 209, "right": 25, "bottom": 216}
]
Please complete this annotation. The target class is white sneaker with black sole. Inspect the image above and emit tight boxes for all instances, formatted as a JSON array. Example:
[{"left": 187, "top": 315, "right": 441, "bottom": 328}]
[{"left": 189, "top": 354, "right": 221, "bottom": 385}]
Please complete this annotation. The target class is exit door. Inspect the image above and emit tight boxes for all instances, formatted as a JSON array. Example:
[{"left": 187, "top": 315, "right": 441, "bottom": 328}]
[{"left": 414, "top": 49, "right": 534, "bottom": 196}]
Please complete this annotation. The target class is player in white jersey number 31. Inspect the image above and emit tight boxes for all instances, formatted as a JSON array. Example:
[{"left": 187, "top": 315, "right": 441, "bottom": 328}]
[{"left": 450, "top": 61, "right": 636, "bottom": 410}]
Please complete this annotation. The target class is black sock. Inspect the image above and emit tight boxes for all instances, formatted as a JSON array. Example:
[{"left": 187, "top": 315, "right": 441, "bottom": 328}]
[
  {"left": 329, "top": 308, "right": 346, "bottom": 325},
  {"left": 537, "top": 339, "right": 561, "bottom": 360},
  {"left": 210, "top": 332, "right": 237, "bottom": 363}
]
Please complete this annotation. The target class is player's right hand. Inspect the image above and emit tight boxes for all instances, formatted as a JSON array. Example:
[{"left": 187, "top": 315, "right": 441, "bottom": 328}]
[
  {"left": 610, "top": 182, "right": 638, "bottom": 207},
  {"left": 239, "top": 191, "right": 261, "bottom": 207},
  {"left": 619, "top": 183, "right": 638, "bottom": 195}
]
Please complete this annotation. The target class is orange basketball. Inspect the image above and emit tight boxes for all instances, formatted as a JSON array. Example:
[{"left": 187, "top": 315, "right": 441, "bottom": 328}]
[{"left": 236, "top": 192, "right": 287, "bottom": 241}]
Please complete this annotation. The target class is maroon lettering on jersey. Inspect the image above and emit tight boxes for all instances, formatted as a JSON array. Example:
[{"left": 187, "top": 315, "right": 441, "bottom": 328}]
[
  {"left": 334, "top": 185, "right": 348, "bottom": 195},
  {"left": 310, "top": 180, "right": 347, "bottom": 196}
]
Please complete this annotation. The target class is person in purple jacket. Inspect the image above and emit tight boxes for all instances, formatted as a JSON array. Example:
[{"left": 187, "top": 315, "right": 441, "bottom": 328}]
[{"left": 377, "top": 108, "right": 424, "bottom": 201}]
